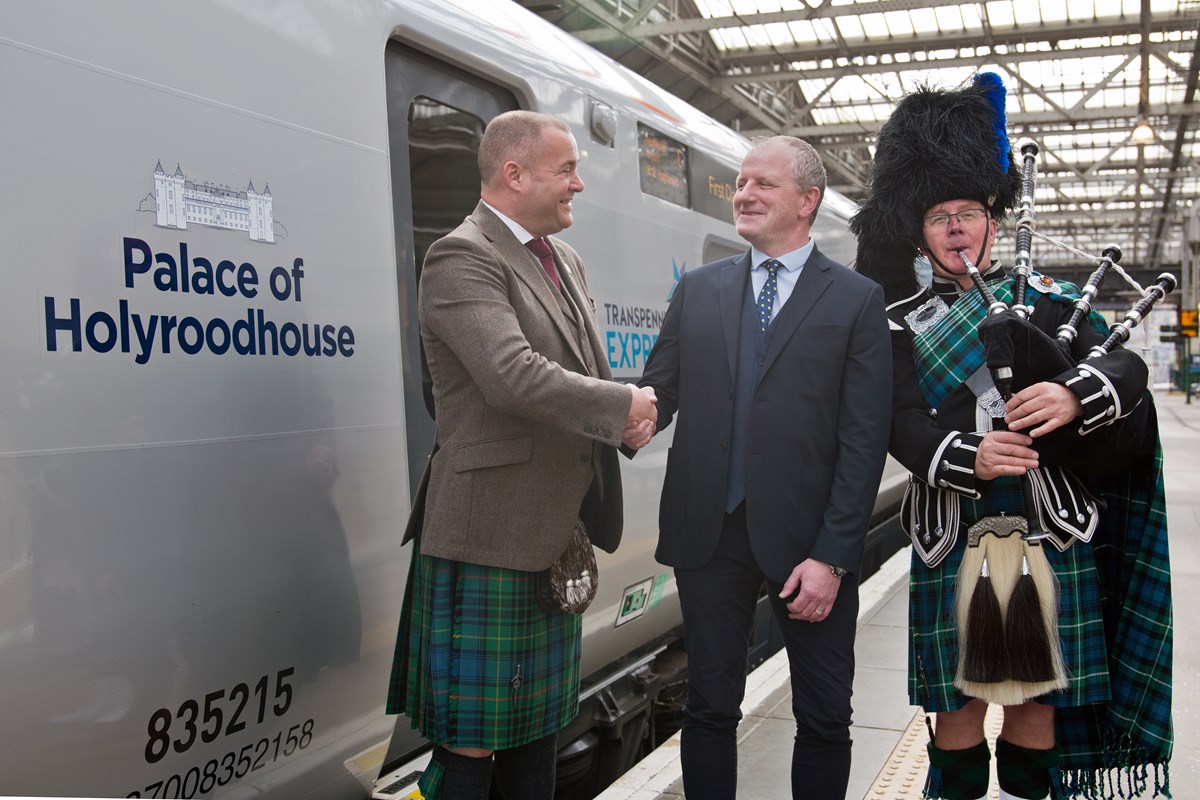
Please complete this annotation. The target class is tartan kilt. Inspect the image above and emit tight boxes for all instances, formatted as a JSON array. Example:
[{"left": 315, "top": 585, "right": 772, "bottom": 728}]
[
  {"left": 907, "top": 477, "right": 1110, "bottom": 712},
  {"left": 386, "top": 538, "right": 582, "bottom": 750}
]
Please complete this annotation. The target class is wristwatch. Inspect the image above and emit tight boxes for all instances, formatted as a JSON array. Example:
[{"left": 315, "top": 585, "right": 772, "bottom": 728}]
[{"left": 829, "top": 564, "right": 848, "bottom": 578}]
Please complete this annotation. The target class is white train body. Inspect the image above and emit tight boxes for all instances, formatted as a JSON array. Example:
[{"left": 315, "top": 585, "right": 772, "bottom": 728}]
[{"left": 0, "top": 2, "right": 899, "bottom": 798}]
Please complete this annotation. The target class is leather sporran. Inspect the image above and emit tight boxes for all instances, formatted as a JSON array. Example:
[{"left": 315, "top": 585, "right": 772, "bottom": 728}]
[{"left": 536, "top": 519, "right": 598, "bottom": 614}]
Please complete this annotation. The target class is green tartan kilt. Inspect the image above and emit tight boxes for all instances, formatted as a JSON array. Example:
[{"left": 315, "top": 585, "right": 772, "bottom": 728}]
[
  {"left": 907, "top": 478, "right": 1111, "bottom": 712},
  {"left": 386, "top": 538, "right": 582, "bottom": 750}
]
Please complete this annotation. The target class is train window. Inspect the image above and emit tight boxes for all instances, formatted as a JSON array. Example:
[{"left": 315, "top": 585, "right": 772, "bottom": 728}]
[
  {"left": 408, "top": 97, "right": 485, "bottom": 277},
  {"left": 637, "top": 123, "right": 689, "bottom": 208},
  {"left": 703, "top": 237, "right": 745, "bottom": 264},
  {"left": 407, "top": 97, "right": 485, "bottom": 431}
]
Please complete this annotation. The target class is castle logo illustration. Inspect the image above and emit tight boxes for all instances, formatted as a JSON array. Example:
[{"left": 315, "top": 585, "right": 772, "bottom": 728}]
[{"left": 152, "top": 161, "right": 275, "bottom": 243}]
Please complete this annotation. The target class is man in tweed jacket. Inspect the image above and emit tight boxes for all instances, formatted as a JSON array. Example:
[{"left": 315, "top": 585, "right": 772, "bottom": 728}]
[{"left": 387, "top": 110, "right": 657, "bottom": 800}]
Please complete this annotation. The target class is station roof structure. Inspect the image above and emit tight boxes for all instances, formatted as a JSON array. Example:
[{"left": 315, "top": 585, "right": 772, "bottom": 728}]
[{"left": 526, "top": 0, "right": 1200, "bottom": 292}]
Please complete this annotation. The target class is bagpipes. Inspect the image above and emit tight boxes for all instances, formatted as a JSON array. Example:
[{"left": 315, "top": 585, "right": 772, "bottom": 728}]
[
  {"left": 952, "top": 138, "right": 1177, "bottom": 705},
  {"left": 964, "top": 137, "right": 1176, "bottom": 474}
]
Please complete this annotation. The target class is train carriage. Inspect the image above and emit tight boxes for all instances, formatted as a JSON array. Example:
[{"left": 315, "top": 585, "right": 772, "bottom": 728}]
[{"left": 0, "top": 2, "right": 904, "bottom": 798}]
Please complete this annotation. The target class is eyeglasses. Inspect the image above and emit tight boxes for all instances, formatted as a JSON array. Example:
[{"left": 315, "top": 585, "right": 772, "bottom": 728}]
[{"left": 924, "top": 208, "right": 987, "bottom": 229}]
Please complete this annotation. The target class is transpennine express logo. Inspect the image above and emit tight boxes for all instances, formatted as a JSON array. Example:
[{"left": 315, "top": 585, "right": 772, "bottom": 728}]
[
  {"left": 603, "top": 257, "right": 683, "bottom": 371},
  {"left": 668, "top": 257, "right": 686, "bottom": 301}
]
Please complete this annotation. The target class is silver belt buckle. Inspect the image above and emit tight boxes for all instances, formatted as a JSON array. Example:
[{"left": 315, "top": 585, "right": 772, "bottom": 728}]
[{"left": 966, "top": 514, "right": 1027, "bottom": 547}]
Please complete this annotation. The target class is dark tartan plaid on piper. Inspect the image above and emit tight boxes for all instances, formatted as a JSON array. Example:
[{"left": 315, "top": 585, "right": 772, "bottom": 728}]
[
  {"left": 386, "top": 539, "right": 582, "bottom": 756},
  {"left": 910, "top": 275, "right": 1106, "bottom": 409},
  {"left": 1053, "top": 442, "right": 1173, "bottom": 799},
  {"left": 908, "top": 477, "right": 1110, "bottom": 716}
]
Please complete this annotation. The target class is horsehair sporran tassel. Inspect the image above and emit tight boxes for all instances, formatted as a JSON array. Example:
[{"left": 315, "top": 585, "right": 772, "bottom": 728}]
[
  {"left": 956, "top": 530, "right": 1068, "bottom": 705},
  {"left": 1016, "top": 542, "right": 1066, "bottom": 690},
  {"left": 1005, "top": 550, "right": 1056, "bottom": 682},
  {"left": 960, "top": 544, "right": 1006, "bottom": 683}
]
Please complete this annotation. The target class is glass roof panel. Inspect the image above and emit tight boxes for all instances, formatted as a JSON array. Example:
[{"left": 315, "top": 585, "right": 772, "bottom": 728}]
[
  {"left": 931, "top": 5, "right": 965, "bottom": 30},
  {"left": 987, "top": 2, "right": 1016, "bottom": 27},
  {"left": 859, "top": 12, "right": 888, "bottom": 37},
  {"left": 762, "top": 21, "right": 793, "bottom": 45},
  {"left": 1038, "top": 0, "right": 1069, "bottom": 23},
  {"left": 905, "top": 8, "right": 938, "bottom": 33},
  {"left": 692, "top": 0, "right": 729, "bottom": 16},
  {"left": 714, "top": 27, "right": 748, "bottom": 48},
  {"left": 836, "top": 15, "right": 865, "bottom": 40},
  {"left": 677, "top": 0, "right": 1196, "bottom": 269}
]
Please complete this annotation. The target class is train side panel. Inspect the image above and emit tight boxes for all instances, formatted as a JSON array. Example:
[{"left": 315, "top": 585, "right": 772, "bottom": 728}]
[
  {"left": 0, "top": 3, "right": 410, "bottom": 797},
  {"left": 0, "top": 1, "right": 900, "bottom": 797}
]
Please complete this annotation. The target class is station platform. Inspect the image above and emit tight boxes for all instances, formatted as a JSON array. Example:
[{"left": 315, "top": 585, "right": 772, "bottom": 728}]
[{"left": 597, "top": 389, "right": 1200, "bottom": 800}]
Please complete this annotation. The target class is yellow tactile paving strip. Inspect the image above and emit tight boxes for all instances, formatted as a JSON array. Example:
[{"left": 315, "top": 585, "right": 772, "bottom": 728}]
[{"left": 865, "top": 706, "right": 1005, "bottom": 799}]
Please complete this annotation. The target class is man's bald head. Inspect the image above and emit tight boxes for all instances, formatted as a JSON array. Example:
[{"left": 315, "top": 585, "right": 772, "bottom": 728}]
[{"left": 479, "top": 111, "right": 571, "bottom": 188}]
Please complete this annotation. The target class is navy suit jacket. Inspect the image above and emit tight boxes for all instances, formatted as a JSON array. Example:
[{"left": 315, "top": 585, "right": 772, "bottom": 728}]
[{"left": 638, "top": 246, "right": 893, "bottom": 583}]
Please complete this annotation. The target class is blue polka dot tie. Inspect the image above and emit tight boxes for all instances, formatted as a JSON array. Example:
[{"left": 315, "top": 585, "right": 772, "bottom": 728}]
[{"left": 756, "top": 259, "right": 783, "bottom": 332}]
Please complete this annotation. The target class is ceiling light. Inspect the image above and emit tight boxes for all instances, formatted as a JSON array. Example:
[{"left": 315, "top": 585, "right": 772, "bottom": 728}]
[{"left": 1132, "top": 118, "right": 1155, "bottom": 145}]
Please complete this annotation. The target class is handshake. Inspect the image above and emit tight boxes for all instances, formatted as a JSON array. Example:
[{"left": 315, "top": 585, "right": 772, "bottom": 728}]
[{"left": 624, "top": 385, "right": 658, "bottom": 451}]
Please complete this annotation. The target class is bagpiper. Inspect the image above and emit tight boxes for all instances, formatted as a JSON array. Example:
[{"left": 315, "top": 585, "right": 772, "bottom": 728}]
[{"left": 851, "top": 72, "right": 1173, "bottom": 800}]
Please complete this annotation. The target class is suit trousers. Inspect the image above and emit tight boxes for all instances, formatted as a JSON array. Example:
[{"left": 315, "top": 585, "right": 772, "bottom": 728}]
[{"left": 674, "top": 504, "right": 858, "bottom": 799}]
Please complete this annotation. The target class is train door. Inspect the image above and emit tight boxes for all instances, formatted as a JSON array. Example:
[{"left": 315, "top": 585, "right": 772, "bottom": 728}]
[
  {"left": 384, "top": 43, "right": 519, "bottom": 498},
  {"left": 380, "top": 42, "right": 518, "bottom": 769}
]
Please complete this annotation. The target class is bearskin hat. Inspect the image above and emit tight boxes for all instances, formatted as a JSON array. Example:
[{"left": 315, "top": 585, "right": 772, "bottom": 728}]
[{"left": 850, "top": 72, "right": 1021, "bottom": 301}]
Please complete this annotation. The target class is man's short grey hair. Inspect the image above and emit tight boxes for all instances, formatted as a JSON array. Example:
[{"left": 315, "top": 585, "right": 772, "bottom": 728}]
[
  {"left": 750, "top": 135, "right": 827, "bottom": 222},
  {"left": 479, "top": 111, "right": 571, "bottom": 186}
]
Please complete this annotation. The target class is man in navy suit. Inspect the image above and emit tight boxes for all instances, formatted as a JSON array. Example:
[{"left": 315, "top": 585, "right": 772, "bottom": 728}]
[{"left": 635, "top": 137, "right": 892, "bottom": 799}]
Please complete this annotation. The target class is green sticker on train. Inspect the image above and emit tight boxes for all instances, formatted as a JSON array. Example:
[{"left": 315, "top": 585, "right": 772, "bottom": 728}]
[{"left": 648, "top": 573, "right": 668, "bottom": 608}]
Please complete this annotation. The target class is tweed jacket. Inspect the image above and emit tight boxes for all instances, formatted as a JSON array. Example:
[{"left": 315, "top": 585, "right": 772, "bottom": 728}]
[{"left": 405, "top": 202, "right": 630, "bottom": 571}]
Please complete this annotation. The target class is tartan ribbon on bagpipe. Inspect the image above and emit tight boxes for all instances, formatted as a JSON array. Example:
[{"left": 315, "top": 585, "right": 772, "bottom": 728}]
[{"left": 909, "top": 273, "right": 1108, "bottom": 412}]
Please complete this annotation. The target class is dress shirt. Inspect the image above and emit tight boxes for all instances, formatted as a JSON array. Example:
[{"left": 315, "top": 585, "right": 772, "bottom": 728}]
[
  {"left": 749, "top": 239, "right": 815, "bottom": 324},
  {"left": 481, "top": 199, "right": 539, "bottom": 247}
]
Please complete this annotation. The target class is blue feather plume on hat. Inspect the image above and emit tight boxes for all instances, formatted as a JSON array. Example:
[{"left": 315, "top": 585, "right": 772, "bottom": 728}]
[{"left": 974, "top": 71, "right": 1010, "bottom": 174}]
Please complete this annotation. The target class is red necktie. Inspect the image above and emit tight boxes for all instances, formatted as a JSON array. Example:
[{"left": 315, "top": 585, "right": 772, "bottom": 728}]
[{"left": 525, "top": 237, "right": 562, "bottom": 291}]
